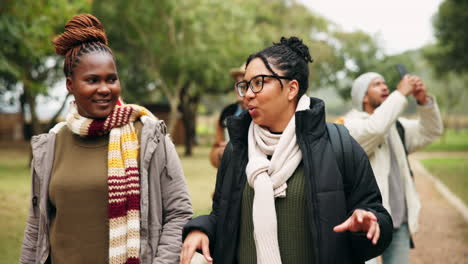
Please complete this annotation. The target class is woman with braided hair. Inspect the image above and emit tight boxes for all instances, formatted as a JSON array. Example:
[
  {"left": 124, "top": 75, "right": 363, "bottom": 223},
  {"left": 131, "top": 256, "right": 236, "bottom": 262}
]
[
  {"left": 180, "top": 37, "right": 393, "bottom": 264},
  {"left": 20, "top": 14, "right": 192, "bottom": 264}
]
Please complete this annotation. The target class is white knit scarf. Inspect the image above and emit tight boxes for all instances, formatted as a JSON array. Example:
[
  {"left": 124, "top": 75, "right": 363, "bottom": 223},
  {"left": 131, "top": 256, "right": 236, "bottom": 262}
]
[{"left": 246, "top": 94, "right": 310, "bottom": 264}]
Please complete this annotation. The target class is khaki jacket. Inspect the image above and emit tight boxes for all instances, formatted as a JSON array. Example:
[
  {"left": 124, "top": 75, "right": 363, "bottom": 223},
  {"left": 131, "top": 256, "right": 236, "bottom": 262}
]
[
  {"left": 20, "top": 117, "right": 193, "bottom": 264},
  {"left": 344, "top": 91, "right": 443, "bottom": 233}
]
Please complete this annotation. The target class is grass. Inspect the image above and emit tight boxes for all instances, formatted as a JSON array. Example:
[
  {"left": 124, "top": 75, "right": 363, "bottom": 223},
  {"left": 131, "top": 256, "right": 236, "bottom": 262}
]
[
  {"left": 0, "top": 145, "right": 216, "bottom": 264},
  {"left": 421, "top": 129, "right": 468, "bottom": 207},
  {"left": 421, "top": 157, "right": 468, "bottom": 206},
  {"left": 423, "top": 129, "right": 468, "bottom": 152},
  {"left": 0, "top": 148, "right": 30, "bottom": 264},
  {"left": 177, "top": 146, "right": 217, "bottom": 216}
]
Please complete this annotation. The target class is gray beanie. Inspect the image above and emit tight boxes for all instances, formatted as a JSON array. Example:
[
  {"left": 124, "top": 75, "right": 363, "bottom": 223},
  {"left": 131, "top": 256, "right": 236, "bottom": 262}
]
[{"left": 351, "top": 72, "right": 384, "bottom": 111}]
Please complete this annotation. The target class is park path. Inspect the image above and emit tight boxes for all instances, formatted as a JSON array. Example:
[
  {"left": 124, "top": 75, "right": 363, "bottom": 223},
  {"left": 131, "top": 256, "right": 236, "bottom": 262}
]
[
  {"left": 408, "top": 153, "right": 468, "bottom": 264},
  {"left": 190, "top": 152, "right": 468, "bottom": 264}
]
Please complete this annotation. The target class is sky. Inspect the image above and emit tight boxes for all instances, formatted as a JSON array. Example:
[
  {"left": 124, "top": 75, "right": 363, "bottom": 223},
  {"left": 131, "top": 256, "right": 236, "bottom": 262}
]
[{"left": 299, "top": 0, "right": 444, "bottom": 55}]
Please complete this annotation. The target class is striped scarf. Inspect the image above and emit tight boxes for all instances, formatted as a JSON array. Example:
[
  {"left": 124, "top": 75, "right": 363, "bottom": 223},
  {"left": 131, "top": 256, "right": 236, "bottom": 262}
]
[{"left": 66, "top": 102, "right": 155, "bottom": 264}]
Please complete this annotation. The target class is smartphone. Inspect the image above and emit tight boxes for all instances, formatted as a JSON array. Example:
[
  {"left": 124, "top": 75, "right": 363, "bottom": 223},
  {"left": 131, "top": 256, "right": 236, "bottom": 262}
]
[{"left": 395, "top": 64, "right": 408, "bottom": 80}]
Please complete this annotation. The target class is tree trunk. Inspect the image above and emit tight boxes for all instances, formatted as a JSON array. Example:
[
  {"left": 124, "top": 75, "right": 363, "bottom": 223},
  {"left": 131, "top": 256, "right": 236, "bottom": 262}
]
[
  {"left": 188, "top": 96, "right": 199, "bottom": 155},
  {"left": 180, "top": 105, "right": 192, "bottom": 156},
  {"left": 166, "top": 97, "right": 179, "bottom": 137},
  {"left": 23, "top": 83, "right": 42, "bottom": 136},
  {"left": 48, "top": 93, "right": 71, "bottom": 130},
  {"left": 19, "top": 91, "right": 27, "bottom": 140},
  {"left": 157, "top": 76, "right": 187, "bottom": 141},
  {"left": 180, "top": 101, "right": 198, "bottom": 156},
  {"left": 179, "top": 82, "right": 199, "bottom": 157}
]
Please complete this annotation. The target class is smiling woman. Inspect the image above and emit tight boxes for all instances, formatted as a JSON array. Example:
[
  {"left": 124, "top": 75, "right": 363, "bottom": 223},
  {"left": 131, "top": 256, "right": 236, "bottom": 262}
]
[
  {"left": 66, "top": 52, "right": 120, "bottom": 119},
  {"left": 20, "top": 14, "right": 192, "bottom": 264}
]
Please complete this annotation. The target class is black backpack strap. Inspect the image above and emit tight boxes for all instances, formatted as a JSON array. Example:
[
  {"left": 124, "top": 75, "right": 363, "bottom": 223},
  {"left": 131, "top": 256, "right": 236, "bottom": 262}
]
[
  {"left": 395, "top": 120, "right": 407, "bottom": 154},
  {"left": 395, "top": 120, "right": 414, "bottom": 178},
  {"left": 326, "top": 123, "right": 343, "bottom": 174},
  {"left": 326, "top": 123, "right": 354, "bottom": 179}
]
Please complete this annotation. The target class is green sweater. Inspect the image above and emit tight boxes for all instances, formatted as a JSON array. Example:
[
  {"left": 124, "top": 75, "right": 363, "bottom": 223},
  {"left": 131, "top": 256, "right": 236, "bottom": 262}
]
[{"left": 237, "top": 163, "right": 315, "bottom": 264}]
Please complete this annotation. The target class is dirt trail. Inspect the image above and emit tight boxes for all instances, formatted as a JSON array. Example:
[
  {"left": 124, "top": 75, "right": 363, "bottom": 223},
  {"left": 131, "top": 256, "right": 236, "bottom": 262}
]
[
  {"left": 413, "top": 151, "right": 468, "bottom": 159},
  {"left": 408, "top": 154, "right": 468, "bottom": 264}
]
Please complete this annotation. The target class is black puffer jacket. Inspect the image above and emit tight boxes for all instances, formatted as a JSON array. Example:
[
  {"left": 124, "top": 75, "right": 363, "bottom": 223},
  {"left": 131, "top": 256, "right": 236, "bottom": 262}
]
[{"left": 183, "top": 97, "right": 392, "bottom": 263}]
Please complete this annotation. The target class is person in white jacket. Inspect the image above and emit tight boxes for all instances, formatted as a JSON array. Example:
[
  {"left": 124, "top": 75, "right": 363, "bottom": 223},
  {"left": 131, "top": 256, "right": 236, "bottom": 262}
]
[{"left": 343, "top": 72, "right": 443, "bottom": 264}]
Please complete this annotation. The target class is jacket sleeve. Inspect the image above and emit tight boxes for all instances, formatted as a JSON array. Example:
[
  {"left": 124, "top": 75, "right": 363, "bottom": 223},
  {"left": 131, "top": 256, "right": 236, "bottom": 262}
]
[
  {"left": 153, "top": 135, "right": 193, "bottom": 264},
  {"left": 344, "top": 91, "right": 407, "bottom": 155},
  {"left": 20, "top": 161, "right": 40, "bottom": 264},
  {"left": 345, "top": 137, "right": 393, "bottom": 262},
  {"left": 182, "top": 143, "right": 233, "bottom": 253},
  {"left": 399, "top": 95, "right": 444, "bottom": 154},
  {"left": 209, "top": 121, "right": 225, "bottom": 168}
]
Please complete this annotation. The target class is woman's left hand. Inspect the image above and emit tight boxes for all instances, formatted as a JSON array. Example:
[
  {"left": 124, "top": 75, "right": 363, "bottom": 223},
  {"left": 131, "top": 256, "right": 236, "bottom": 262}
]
[{"left": 333, "top": 209, "right": 380, "bottom": 245}]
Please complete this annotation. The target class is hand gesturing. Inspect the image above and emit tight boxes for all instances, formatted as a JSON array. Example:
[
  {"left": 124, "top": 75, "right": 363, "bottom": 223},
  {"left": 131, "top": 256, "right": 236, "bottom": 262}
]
[{"left": 333, "top": 209, "right": 380, "bottom": 245}]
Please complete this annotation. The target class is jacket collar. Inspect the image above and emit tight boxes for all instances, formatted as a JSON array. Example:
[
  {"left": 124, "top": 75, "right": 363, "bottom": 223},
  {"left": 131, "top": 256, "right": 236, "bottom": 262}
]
[
  {"left": 227, "top": 96, "right": 327, "bottom": 145},
  {"left": 295, "top": 97, "right": 327, "bottom": 140},
  {"left": 226, "top": 110, "right": 251, "bottom": 146}
]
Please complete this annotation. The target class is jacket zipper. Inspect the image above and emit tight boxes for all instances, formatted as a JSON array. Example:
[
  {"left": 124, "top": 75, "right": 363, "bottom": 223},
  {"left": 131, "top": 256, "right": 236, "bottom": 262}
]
[{"left": 300, "top": 136, "right": 321, "bottom": 263}]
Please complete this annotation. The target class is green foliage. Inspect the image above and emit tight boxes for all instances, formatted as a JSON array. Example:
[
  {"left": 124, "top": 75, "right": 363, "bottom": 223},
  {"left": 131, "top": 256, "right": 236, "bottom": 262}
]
[
  {"left": 372, "top": 52, "right": 417, "bottom": 91},
  {"left": 421, "top": 157, "right": 468, "bottom": 205},
  {"left": 430, "top": 72, "right": 468, "bottom": 115},
  {"left": 93, "top": 0, "right": 259, "bottom": 102},
  {"left": 329, "top": 30, "right": 382, "bottom": 98},
  {"left": 416, "top": 46, "right": 468, "bottom": 116},
  {"left": 93, "top": 0, "right": 360, "bottom": 138},
  {"left": 1, "top": 0, "right": 389, "bottom": 136},
  {"left": 0, "top": 0, "right": 89, "bottom": 95},
  {"left": 0, "top": 0, "right": 89, "bottom": 135},
  {"left": 93, "top": 0, "right": 383, "bottom": 104},
  {"left": 326, "top": 32, "right": 424, "bottom": 101},
  {"left": 426, "top": 0, "right": 468, "bottom": 74}
]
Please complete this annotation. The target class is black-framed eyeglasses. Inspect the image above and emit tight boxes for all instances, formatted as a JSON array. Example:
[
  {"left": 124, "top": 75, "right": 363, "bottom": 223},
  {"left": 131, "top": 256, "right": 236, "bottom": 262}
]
[{"left": 235, "top": 74, "right": 293, "bottom": 97}]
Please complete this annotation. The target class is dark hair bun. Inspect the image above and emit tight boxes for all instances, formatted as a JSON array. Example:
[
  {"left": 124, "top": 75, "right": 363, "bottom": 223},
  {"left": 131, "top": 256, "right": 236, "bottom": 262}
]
[
  {"left": 280, "top": 36, "right": 313, "bottom": 63},
  {"left": 53, "top": 14, "right": 108, "bottom": 56}
]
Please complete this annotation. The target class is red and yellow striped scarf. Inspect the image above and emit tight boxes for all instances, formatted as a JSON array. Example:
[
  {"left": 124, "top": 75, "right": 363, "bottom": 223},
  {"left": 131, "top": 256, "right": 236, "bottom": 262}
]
[{"left": 66, "top": 102, "right": 154, "bottom": 264}]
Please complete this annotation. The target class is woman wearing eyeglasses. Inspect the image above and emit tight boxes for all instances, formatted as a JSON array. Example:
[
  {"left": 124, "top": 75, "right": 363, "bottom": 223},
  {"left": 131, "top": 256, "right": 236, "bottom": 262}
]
[{"left": 180, "top": 36, "right": 393, "bottom": 264}]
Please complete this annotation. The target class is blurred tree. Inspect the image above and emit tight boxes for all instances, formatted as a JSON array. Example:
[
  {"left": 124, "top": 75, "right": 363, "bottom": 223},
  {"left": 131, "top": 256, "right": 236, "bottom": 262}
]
[
  {"left": 374, "top": 52, "right": 417, "bottom": 91},
  {"left": 94, "top": 0, "right": 383, "bottom": 154},
  {"left": 93, "top": 0, "right": 266, "bottom": 155},
  {"left": 417, "top": 46, "right": 468, "bottom": 129},
  {"left": 426, "top": 0, "right": 468, "bottom": 74},
  {"left": 93, "top": 0, "right": 288, "bottom": 155},
  {"left": 328, "top": 30, "right": 383, "bottom": 100},
  {"left": 431, "top": 73, "right": 468, "bottom": 121},
  {"left": 0, "top": 0, "right": 89, "bottom": 137},
  {"left": 249, "top": 0, "right": 340, "bottom": 93}
]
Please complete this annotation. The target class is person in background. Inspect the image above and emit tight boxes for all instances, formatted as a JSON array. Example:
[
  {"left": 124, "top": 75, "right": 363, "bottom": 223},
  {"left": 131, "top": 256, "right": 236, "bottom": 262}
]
[
  {"left": 209, "top": 64, "right": 247, "bottom": 168},
  {"left": 20, "top": 14, "right": 192, "bottom": 264},
  {"left": 180, "top": 36, "right": 393, "bottom": 264},
  {"left": 342, "top": 72, "right": 443, "bottom": 264}
]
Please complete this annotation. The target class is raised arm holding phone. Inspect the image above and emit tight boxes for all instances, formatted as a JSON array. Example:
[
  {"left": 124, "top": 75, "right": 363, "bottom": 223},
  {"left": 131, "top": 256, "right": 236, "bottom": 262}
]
[{"left": 342, "top": 69, "right": 444, "bottom": 264}]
